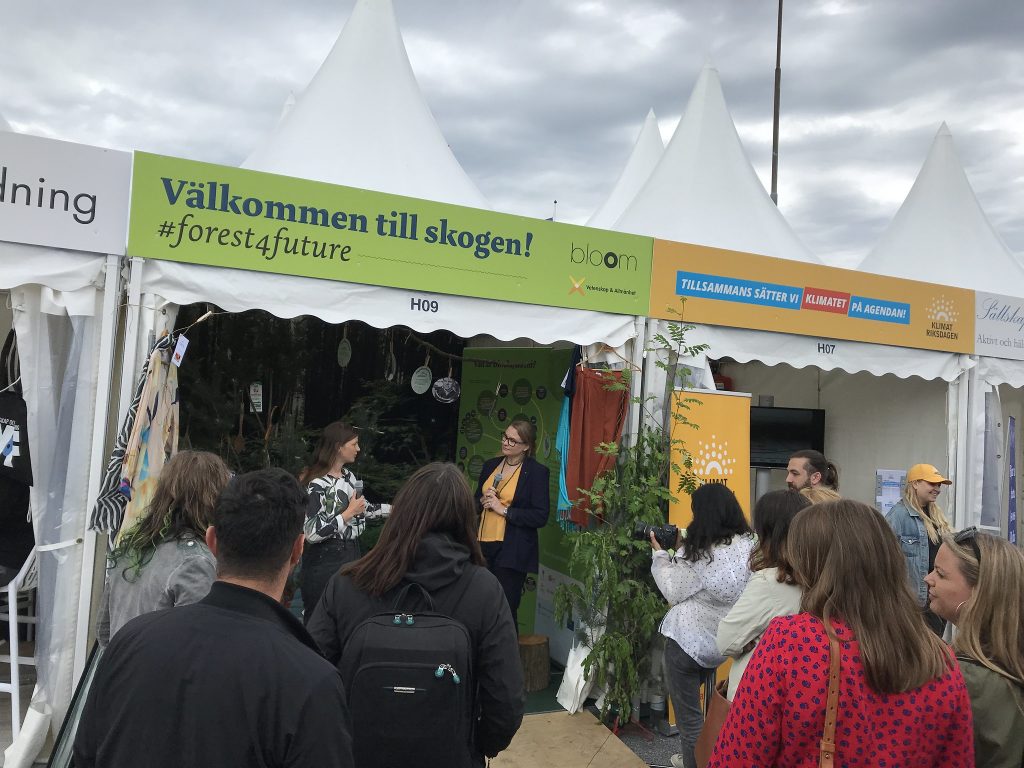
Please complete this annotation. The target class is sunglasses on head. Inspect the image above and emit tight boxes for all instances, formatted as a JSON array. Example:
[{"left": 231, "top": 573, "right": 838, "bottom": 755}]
[{"left": 953, "top": 526, "right": 981, "bottom": 562}]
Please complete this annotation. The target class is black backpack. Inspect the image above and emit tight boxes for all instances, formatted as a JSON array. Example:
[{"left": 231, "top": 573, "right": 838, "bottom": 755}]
[{"left": 339, "top": 569, "right": 478, "bottom": 768}]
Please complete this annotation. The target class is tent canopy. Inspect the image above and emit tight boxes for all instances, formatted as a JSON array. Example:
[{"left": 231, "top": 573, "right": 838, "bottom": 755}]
[
  {"left": 858, "top": 123, "right": 1024, "bottom": 296},
  {"left": 142, "top": 259, "right": 637, "bottom": 347},
  {"left": 614, "top": 64, "right": 819, "bottom": 264},
  {"left": 690, "top": 323, "right": 970, "bottom": 384},
  {"left": 587, "top": 109, "right": 664, "bottom": 229}
]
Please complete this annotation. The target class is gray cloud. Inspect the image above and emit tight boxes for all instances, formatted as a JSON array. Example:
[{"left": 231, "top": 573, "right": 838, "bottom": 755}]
[{"left": 1, "top": 0, "right": 1021, "bottom": 261}]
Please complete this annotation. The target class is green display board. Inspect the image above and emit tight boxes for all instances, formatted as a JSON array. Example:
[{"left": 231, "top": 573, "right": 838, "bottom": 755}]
[
  {"left": 456, "top": 347, "right": 573, "bottom": 634},
  {"left": 129, "top": 152, "right": 652, "bottom": 316}
]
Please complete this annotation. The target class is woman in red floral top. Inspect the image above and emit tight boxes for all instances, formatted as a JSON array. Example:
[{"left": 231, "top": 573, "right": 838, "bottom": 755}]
[{"left": 708, "top": 499, "right": 973, "bottom": 768}]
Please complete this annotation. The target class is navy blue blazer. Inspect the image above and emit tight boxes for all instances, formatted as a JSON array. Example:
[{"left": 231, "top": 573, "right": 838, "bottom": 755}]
[{"left": 474, "top": 456, "right": 550, "bottom": 574}]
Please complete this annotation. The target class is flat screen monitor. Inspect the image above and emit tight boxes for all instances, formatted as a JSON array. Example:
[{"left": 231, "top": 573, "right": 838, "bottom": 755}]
[{"left": 750, "top": 406, "right": 825, "bottom": 469}]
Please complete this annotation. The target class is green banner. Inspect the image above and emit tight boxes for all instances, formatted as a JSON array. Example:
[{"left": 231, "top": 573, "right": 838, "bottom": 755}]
[
  {"left": 456, "top": 347, "right": 573, "bottom": 634},
  {"left": 128, "top": 152, "right": 652, "bottom": 315}
]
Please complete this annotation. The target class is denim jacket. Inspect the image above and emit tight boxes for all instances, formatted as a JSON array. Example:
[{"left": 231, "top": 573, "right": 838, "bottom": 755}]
[{"left": 884, "top": 500, "right": 929, "bottom": 606}]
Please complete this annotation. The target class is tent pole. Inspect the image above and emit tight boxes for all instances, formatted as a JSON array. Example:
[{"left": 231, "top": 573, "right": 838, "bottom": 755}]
[
  {"left": 625, "top": 315, "right": 647, "bottom": 447},
  {"left": 73, "top": 253, "right": 122, "bottom": 682},
  {"left": 770, "top": 0, "right": 784, "bottom": 205},
  {"left": 954, "top": 362, "right": 973, "bottom": 528},
  {"left": 116, "top": 257, "right": 145, "bottom": 423}
]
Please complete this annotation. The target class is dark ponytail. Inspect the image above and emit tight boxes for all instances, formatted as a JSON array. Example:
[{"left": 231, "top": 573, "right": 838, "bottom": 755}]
[{"left": 790, "top": 449, "right": 839, "bottom": 491}]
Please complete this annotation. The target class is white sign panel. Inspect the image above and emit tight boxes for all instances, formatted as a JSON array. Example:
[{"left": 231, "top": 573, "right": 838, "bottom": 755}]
[
  {"left": 0, "top": 131, "right": 131, "bottom": 255},
  {"left": 976, "top": 292, "right": 1024, "bottom": 361},
  {"left": 875, "top": 469, "right": 906, "bottom": 515},
  {"left": 533, "top": 564, "right": 579, "bottom": 668}
]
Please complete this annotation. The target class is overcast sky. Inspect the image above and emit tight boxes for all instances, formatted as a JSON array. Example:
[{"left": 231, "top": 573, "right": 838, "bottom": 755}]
[{"left": 2, "top": 0, "right": 1021, "bottom": 267}]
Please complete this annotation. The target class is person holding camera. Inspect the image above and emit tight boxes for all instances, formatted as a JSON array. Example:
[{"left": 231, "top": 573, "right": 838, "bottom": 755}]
[
  {"left": 474, "top": 419, "right": 550, "bottom": 624},
  {"left": 650, "top": 483, "right": 754, "bottom": 768},
  {"left": 299, "top": 421, "right": 388, "bottom": 622}
]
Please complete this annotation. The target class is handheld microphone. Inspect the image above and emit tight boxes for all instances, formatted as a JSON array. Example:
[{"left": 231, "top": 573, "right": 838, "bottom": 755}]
[
  {"left": 491, "top": 473, "right": 503, "bottom": 489},
  {"left": 352, "top": 479, "right": 364, "bottom": 498}
]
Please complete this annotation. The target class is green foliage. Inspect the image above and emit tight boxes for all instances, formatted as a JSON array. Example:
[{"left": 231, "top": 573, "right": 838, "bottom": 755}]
[
  {"left": 554, "top": 311, "right": 707, "bottom": 723},
  {"left": 342, "top": 379, "right": 450, "bottom": 500}
]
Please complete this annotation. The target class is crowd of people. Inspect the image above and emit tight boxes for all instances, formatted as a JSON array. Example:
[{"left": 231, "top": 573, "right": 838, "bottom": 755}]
[
  {"left": 75, "top": 436, "right": 1024, "bottom": 768},
  {"left": 77, "top": 425, "right": 528, "bottom": 768},
  {"left": 654, "top": 449, "right": 1024, "bottom": 768}
]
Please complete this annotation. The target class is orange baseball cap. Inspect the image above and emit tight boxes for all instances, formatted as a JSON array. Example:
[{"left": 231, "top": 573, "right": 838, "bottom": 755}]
[{"left": 907, "top": 464, "right": 952, "bottom": 485}]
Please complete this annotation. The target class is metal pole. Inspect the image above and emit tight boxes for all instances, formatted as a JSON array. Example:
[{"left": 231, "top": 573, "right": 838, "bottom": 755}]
[
  {"left": 73, "top": 253, "right": 122, "bottom": 682},
  {"left": 770, "top": 0, "right": 784, "bottom": 205}
]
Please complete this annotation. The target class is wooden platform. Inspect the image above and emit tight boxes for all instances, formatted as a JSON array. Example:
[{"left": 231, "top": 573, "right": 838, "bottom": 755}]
[{"left": 493, "top": 710, "right": 647, "bottom": 768}]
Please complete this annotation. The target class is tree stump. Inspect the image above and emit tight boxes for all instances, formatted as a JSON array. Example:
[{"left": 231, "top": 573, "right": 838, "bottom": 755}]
[{"left": 518, "top": 634, "right": 550, "bottom": 692}]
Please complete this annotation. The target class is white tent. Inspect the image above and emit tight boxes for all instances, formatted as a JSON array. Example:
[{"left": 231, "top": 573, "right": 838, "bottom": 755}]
[
  {"left": 586, "top": 109, "right": 664, "bottom": 230},
  {"left": 858, "top": 123, "right": 1024, "bottom": 295},
  {"left": 1, "top": 126, "right": 122, "bottom": 764},
  {"left": 607, "top": 69, "right": 969, "bottom": 508},
  {"left": 859, "top": 124, "right": 1024, "bottom": 533},
  {"left": 138, "top": 0, "right": 637, "bottom": 351},
  {"left": 615, "top": 64, "right": 820, "bottom": 265}
]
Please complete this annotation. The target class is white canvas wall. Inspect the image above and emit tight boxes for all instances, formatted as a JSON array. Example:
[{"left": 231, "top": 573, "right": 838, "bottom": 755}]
[{"left": 719, "top": 360, "right": 949, "bottom": 508}]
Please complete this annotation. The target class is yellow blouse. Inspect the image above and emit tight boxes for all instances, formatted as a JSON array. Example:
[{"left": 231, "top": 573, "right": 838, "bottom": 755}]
[{"left": 478, "top": 462, "right": 522, "bottom": 542}]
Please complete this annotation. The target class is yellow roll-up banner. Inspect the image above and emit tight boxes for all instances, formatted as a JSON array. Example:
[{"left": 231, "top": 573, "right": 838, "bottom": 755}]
[{"left": 669, "top": 389, "right": 752, "bottom": 527}]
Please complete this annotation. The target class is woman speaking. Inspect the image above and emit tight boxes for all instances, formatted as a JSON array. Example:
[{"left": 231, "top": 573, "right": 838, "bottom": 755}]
[
  {"left": 474, "top": 419, "right": 550, "bottom": 623},
  {"left": 299, "top": 421, "right": 388, "bottom": 621}
]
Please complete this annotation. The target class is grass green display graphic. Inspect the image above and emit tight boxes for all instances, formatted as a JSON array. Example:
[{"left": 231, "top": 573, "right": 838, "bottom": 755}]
[{"left": 456, "top": 347, "right": 573, "bottom": 634}]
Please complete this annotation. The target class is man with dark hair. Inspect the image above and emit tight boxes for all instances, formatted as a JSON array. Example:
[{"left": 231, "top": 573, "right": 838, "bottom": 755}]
[
  {"left": 786, "top": 449, "right": 840, "bottom": 492},
  {"left": 74, "top": 469, "right": 353, "bottom": 768}
]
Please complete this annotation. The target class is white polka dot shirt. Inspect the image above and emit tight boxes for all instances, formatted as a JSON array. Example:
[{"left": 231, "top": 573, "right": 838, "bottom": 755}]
[{"left": 651, "top": 534, "right": 755, "bottom": 668}]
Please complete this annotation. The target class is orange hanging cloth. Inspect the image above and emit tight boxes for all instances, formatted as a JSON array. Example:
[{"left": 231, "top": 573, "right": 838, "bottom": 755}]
[{"left": 566, "top": 366, "right": 628, "bottom": 527}]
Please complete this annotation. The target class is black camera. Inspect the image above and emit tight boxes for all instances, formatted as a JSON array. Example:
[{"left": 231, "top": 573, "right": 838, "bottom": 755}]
[{"left": 632, "top": 521, "right": 679, "bottom": 551}]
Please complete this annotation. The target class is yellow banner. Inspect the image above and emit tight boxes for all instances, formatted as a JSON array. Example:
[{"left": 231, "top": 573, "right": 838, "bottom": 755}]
[
  {"left": 650, "top": 240, "right": 973, "bottom": 354},
  {"left": 669, "top": 390, "right": 752, "bottom": 528}
]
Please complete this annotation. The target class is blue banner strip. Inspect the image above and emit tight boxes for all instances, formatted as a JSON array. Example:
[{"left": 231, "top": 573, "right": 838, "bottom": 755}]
[
  {"left": 675, "top": 271, "right": 802, "bottom": 310},
  {"left": 848, "top": 296, "right": 911, "bottom": 325},
  {"left": 1009, "top": 416, "right": 1017, "bottom": 544}
]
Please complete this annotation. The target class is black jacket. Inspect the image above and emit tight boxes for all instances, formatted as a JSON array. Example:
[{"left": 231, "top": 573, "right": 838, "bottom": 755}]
[
  {"left": 307, "top": 532, "right": 525, "bottom": 765},
  {"left": 474, "top": 456, "right": 550, "bottom": 573},
  {"left": 74, "top": 581, "right": 354, "bottom": 768}
]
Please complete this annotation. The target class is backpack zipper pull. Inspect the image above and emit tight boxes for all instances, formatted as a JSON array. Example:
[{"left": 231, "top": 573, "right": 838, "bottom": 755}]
[
  {"left": 393, "top": 614, "right": 402, "bottom": 625},
  {"left": 435, "top": 663, "right": 461, "bottom": 684}
]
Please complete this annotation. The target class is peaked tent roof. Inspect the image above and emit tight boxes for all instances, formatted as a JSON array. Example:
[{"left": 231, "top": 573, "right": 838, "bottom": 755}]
[
  {"left": 587, "top": 109, "right": 664, "bottom": 229},
  {"left": 243, "top": 0, "right": 487, "bottom": 210},
  {"left": 614, "top": 65, "right": 819, "bottom": 263},
  {"left": 145, "top": 0, "right": 635, "bottom": 348},
  {"left": 858, "top": 123, "right": 1024, "bottom": 295}
]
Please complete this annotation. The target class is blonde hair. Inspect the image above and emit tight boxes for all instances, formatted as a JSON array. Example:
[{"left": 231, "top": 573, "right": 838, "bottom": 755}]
[
  {"left": 944, "top": 532, "right": 1024, "bottom": 685},
  {"left": 902, "top": 481, "right": 952, "bottom": 544},
  {"left": 788, "top": 500, "right": 952, "bottom": 693},
  {"left": 799, "top": 487, "right": 841, "bottom": 504}
]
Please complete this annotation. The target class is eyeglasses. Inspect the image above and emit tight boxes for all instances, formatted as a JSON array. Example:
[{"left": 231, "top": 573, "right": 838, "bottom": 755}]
[
  {"left": 501, "top": 434, "right": 525, "bottom": 446},
  {"left": 953, "top": 526, "right": 981, "bottom": 562}
]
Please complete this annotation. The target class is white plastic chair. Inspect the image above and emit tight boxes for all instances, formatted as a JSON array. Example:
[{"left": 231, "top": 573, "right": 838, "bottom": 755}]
[{"left": 0, "top": 548, "right": 38, "bottom": 739}]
